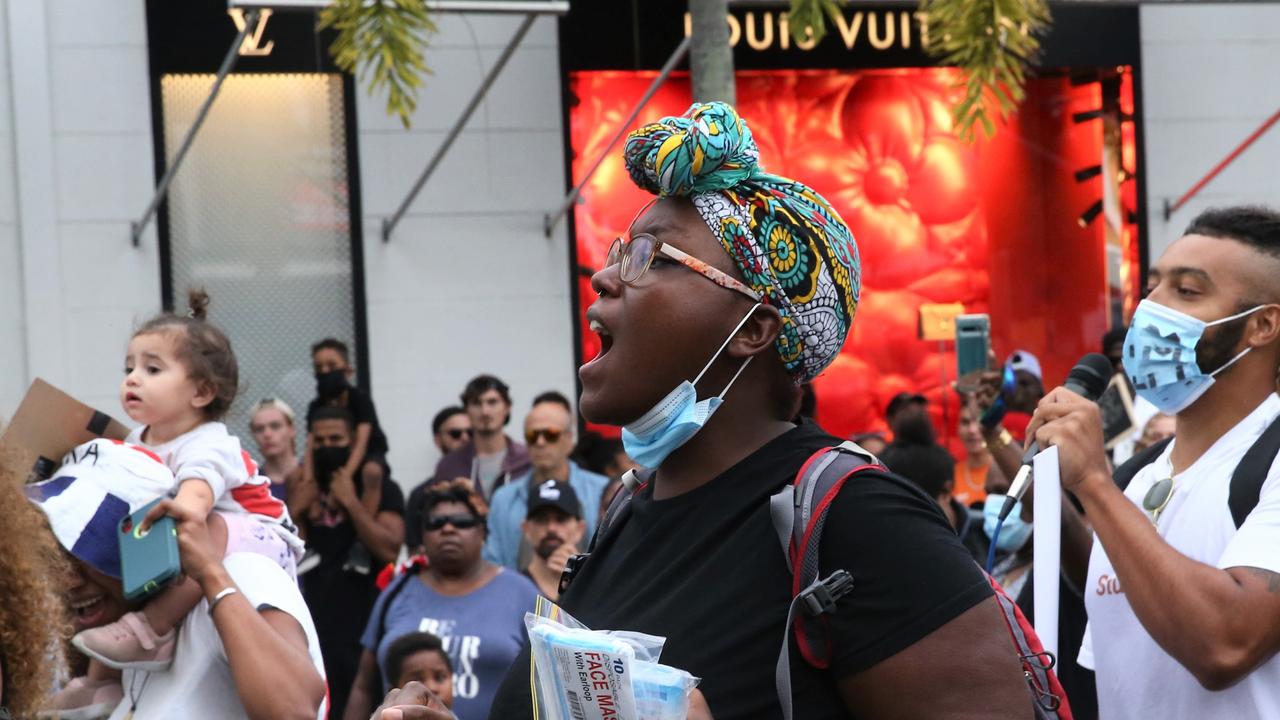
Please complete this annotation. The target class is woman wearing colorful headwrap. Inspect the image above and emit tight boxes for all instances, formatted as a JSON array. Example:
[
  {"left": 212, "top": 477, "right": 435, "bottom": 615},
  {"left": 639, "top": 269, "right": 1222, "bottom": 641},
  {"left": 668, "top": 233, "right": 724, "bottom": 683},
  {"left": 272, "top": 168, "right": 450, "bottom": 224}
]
[{"left": 375, "top": 103, "right": 1029, "bottom": 719}]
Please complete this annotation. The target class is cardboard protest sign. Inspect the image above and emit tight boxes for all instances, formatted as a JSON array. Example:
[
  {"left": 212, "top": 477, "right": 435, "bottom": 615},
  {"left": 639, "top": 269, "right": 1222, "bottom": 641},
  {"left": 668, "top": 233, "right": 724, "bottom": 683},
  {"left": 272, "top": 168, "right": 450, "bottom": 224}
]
[{"left": 0, "top": 379, "right": 130, "bottom": 482}]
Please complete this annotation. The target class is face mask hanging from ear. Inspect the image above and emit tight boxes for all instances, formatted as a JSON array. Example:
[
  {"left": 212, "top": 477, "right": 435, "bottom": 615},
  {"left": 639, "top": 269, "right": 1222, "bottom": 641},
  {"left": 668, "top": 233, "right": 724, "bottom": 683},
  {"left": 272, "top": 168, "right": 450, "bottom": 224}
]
[{"left": 622, "top": 303, "right": 763, "bottom": 468}]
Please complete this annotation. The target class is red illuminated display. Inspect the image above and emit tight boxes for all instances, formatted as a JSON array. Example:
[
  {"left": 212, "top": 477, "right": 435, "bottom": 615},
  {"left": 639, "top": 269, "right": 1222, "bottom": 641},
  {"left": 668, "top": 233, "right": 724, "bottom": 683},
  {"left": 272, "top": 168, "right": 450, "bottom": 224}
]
[{"left": 570, "top": 69, "right": 1137, "bottom": 449}]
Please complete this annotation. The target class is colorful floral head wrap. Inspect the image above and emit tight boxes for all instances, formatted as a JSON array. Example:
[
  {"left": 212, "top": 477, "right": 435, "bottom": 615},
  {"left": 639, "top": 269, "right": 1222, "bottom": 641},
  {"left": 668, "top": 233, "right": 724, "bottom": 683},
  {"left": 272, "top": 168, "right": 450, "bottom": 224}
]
[{"left": 623, "top": 101, "right": 861, "bottom": 382}]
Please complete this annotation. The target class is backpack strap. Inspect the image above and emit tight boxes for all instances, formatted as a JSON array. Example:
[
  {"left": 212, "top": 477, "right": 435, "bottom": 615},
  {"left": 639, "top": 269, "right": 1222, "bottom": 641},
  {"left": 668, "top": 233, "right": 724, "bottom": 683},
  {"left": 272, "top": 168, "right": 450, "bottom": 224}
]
[
  {"left": 1112, "top": 436, "right": 1173, "bottom": 492},
  {"left": 772, "top": 442, "right": 882, "bottom": 720},
  {"left": 1230, "top": 413, "right": 1280, "bottom": 528}
]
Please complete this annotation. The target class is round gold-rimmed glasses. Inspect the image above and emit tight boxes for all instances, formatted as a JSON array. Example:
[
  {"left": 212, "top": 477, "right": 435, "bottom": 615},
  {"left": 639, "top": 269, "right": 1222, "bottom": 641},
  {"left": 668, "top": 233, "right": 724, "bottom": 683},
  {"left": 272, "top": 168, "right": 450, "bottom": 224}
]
[{"left": 1143, "top": 477, "right": 1176, "bottom": 525}]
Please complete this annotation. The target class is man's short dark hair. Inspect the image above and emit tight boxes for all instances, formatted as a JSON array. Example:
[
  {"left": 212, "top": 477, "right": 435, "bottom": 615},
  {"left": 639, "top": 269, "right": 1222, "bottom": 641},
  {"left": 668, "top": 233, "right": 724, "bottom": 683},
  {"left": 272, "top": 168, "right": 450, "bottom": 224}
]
[
  {"left": 431, "top": 406, "right": 466, "bottom": 435},
  {"left": 310, "top": 337, "right": 350, "bottom": 361},
  {"left": 880, "top": 443, "right": 955, "bottom": 500},
  {"left": 310, "top": 406, "right": 355, "bottom": 432},
  {"left": 461, "top": 374, "right": 511, "bottom": 407},
  {"left": 384, "top": 632, "right": 452, "bottom": 683},
  {"left": 532, "top": 390, "right": 571, "bottom": 412},
  {"left": 1185, "top": 205, "right": 1280, "bottom": 262}
]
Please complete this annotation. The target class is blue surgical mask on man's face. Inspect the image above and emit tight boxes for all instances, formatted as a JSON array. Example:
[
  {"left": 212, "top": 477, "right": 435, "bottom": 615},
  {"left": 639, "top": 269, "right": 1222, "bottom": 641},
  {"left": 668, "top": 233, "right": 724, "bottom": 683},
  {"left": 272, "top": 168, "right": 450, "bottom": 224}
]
[
  {"left": 983, "top": 494, "right": 1032, "bottom": 552},
  {"left": 1123, "top": 299, "right": 1267, "bottom": 414},
  {"left": 622, "top": 304, "right": 762, "bottom": 468}
]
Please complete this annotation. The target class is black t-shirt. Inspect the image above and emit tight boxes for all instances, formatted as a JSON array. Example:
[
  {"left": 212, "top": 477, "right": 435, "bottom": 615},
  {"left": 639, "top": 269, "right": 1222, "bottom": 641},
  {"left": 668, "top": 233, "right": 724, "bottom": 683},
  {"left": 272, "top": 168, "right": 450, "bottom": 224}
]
[
  {"left": 303, "top": 476, "right": 404, "bottom": 720},
  {"left": 487, "top": 422, "right": 993, "bottom": 719},
  {"left": 308, "top": 385, "right": 390, "bottom": 458}
]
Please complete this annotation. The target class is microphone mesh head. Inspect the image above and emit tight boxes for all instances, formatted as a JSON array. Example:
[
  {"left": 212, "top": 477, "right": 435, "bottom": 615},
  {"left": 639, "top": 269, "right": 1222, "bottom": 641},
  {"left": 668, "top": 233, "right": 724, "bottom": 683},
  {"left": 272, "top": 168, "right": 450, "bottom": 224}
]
[{"left": 1068, "top": 353, "right": 1114, "bottom": 400}]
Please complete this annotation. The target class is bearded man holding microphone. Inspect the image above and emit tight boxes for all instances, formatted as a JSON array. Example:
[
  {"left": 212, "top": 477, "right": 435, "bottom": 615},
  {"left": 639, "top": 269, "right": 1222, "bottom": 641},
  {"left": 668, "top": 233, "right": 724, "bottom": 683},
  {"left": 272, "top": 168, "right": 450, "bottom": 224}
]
[{"left": 1028, "top": 206, "right": 1280, "bottom": 719}]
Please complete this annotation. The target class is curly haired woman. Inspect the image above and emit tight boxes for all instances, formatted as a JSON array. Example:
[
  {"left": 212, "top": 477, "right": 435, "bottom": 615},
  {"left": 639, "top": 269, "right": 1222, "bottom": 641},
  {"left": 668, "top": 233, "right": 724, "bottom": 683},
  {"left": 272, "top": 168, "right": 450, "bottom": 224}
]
[{"left": 0, "top": 454, "right": 69, "bottom": 719}]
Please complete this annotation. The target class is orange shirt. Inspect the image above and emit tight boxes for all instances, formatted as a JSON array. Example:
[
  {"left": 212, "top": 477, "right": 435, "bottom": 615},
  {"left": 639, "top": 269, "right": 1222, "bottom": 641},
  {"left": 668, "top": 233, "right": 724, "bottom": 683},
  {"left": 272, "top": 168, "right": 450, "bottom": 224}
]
[{"left": 953, "top": 460, "right": 989, "bottom": 507}]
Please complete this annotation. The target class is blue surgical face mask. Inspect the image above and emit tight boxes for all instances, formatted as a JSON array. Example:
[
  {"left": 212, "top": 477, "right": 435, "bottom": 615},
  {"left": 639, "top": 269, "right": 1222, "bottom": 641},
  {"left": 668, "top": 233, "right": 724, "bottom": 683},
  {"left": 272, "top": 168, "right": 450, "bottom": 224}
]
[
  {"left": 622, "top": 304, "right": 762, "bottom": 468},
  {"left": 1123, "top": 299, "right": 1264, "bottom": 414},
  {"left": 984, "top": 494, "right": 1032, "bottom": 552}
]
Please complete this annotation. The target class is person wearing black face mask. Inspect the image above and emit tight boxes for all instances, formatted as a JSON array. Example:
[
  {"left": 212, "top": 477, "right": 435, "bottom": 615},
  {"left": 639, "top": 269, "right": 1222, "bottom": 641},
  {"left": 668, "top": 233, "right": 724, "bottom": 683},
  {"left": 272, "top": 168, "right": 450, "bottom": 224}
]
[
  {"left": 303, "top": 338, "right": 391, "bottom": 528},
  {"left": 291, "top": 406, "right": 406, "bottom": 720}
]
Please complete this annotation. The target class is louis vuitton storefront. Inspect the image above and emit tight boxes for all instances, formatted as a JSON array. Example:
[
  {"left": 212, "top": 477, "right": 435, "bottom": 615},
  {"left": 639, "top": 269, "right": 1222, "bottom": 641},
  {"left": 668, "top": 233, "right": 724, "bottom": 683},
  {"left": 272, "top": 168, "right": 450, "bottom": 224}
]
[{"left": 558, "top": 1, "right": 1147, "bottom": 447}]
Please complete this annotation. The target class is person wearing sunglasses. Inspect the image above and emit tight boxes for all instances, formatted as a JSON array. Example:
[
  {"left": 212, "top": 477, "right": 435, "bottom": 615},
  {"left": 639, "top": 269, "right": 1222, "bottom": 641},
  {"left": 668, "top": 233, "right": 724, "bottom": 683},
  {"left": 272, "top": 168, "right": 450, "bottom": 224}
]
[
  {"left": 479, "top": 102, "right": 1028, "bottom": 719},
  {"left": 482, "top": 391, "right": 610, "bottom": 570},
  {"left": 345, "top": 479, "right": 538, "bottom": 720},
  {"left": 405, "top": 407, "right": 475, "bottom": 551},
  {"left": 1027, "top": 205, "right": 1280, "bottom": 720}
]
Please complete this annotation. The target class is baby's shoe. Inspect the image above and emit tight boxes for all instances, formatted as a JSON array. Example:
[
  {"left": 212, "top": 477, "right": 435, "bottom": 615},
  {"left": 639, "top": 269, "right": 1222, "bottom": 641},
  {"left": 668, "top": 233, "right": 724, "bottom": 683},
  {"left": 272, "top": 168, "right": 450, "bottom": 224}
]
[
  {"left": 40, "top": 676, "right": 124, "bottom": 719},
  {"left": 72, "top": 611, "right": 175, "bottom": 671}
]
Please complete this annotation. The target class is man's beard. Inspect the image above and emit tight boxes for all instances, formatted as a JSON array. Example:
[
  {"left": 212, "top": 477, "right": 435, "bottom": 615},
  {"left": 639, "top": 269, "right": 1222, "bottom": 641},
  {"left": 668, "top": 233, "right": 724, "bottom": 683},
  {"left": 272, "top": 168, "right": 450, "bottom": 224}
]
[
  {"left": 535, "top": 535, "right": 564, "bottom": 560},
  {"left": 1197, "top": 313, "right": 1249, "bottom": 375}
]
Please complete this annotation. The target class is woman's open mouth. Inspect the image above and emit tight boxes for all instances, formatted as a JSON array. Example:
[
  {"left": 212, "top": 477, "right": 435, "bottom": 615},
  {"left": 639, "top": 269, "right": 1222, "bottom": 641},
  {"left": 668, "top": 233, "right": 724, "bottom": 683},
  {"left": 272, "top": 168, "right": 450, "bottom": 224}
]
[{"left": 588, "top": 319, "right": 614, "bottom": 362}]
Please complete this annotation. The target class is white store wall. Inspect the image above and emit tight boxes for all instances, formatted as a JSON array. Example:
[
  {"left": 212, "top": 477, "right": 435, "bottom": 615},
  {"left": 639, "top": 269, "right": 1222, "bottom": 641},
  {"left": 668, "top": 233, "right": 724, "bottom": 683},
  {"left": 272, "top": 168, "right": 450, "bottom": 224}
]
[
  {"left": 0, "top": 4, "right": 575, "bottom": 496},
  {"left": 1141, "top": 3, "right": 1280, "bottom": 259}
]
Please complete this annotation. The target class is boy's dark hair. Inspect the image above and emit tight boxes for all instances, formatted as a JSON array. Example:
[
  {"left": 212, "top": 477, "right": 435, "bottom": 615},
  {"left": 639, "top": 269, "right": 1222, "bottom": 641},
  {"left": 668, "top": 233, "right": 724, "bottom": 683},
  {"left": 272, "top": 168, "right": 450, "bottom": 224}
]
[
  {"left": 310, "top": 406, "right": 355, "bottom": 432},
  {"left": 310, "top": 337, "right": 350, "bottom": 362},
  {"left": 431, "top": 406, "right": 466, "bottom": 435},
  {"left": 384, "top": 632, "right": 452, "bottom": 683},
  {"left": 461, "top": 374, "right": 511, "bottom": 407},
  {"left": 880, "top": 442, "right": 955, "bottom": 500},
  {"left": 135, "top": 289, "right": 238, "bottom": 420},
  {"left": 531, "top": 390, "right": 571, "bottom": 412}
]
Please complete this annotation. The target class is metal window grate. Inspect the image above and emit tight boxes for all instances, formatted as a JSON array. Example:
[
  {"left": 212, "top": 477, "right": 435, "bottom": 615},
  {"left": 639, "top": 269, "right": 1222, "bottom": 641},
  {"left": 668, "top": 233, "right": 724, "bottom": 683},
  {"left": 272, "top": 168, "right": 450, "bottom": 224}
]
[{"left": 161, "top": 73, "right": 357, "bottom": 446}]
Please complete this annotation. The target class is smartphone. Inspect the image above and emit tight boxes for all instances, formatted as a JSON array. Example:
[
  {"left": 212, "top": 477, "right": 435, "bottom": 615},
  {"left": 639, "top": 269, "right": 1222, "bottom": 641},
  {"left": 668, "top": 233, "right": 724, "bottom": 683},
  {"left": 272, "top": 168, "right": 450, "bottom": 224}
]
[
  {"left": 119, "top": 499, "right": 182, "bottom": 601},
  {"left": 955, "top": 313, "right": 992, "bottom": 379}
]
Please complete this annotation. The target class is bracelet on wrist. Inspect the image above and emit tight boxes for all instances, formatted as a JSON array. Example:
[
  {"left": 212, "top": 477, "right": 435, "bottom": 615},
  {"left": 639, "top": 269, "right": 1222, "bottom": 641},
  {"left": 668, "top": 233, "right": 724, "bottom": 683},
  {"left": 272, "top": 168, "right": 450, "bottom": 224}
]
[{"left": 208, "top": 586, "right": 239, "bottom": 615}]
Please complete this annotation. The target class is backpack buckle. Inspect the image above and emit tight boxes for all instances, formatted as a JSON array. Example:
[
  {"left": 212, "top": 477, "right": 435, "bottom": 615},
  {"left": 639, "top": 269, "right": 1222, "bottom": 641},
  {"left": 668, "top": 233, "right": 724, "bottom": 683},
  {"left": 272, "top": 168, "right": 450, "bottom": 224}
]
[
  {"left": 799, "top": 570, "right": 853, "bottom": 617},
  {"left": 559, "top": 552, "right": 589, "bottom": 595}
]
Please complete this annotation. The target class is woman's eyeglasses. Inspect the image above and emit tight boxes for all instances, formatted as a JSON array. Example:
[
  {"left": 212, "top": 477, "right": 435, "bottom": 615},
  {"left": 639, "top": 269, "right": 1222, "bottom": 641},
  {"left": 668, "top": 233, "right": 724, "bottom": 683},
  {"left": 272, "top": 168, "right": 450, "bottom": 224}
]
[
  {"left": 605, "top": 234, "right": 761, "bottom": 302},
  {"left": 605, "top": 199, "right": 761, "bottom": 302},
  {"left": 525, "top": 428, "right": 565, "bottom": 445},
  {"left": 424, "top": 513, "right": 481, "bottom": 532},
  {"left": 443, "top": 428, "right": 471, "bottom": 441},
  {"left": 1142, "top": 476, "right": 1176, "bottom": 525}
]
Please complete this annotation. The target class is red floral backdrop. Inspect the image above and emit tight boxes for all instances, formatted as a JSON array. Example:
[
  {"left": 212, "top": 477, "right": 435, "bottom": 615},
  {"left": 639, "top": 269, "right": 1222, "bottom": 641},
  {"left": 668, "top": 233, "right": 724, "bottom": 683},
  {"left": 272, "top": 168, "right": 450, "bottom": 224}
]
[{"left": 569, "top": 69, "right": 1137, "bottom": 452}]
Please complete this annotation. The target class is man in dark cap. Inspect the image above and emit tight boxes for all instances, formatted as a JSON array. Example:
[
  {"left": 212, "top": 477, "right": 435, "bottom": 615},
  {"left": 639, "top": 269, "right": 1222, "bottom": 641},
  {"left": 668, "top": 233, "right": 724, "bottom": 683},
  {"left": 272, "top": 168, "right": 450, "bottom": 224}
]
[{"left": 519, "top": 479, "right": 586, "bottom": 600}]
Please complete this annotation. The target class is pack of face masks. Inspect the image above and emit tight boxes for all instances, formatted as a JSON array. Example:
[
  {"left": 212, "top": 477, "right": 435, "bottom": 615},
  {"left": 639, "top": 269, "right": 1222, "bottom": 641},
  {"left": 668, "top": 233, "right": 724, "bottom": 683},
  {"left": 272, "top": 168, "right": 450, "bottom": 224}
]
[{"left": 525, "top": 608, "right": 699, "bottom": 720}]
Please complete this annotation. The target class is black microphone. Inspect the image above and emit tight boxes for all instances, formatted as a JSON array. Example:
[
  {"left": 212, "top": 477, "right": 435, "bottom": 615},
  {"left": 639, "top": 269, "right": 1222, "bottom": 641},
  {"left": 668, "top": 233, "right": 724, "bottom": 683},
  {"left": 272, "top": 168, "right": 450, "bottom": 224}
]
[{"left": 997, "top": 353, "right": 1113, "bottom": 522}]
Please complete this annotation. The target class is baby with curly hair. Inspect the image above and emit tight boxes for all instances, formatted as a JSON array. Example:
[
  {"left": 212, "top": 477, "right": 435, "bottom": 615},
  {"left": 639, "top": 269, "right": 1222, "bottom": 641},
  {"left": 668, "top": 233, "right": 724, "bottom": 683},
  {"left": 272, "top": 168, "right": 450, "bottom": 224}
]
[{"left": 46, "top": 290, "right": 304, "bottom": 718}]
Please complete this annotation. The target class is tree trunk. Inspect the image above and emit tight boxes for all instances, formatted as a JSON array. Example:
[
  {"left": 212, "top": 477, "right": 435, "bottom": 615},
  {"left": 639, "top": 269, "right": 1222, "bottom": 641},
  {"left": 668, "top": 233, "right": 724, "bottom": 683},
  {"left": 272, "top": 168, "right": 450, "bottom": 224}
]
[{"left": 688, "top": 0, "right": 735, "bottom": 105}]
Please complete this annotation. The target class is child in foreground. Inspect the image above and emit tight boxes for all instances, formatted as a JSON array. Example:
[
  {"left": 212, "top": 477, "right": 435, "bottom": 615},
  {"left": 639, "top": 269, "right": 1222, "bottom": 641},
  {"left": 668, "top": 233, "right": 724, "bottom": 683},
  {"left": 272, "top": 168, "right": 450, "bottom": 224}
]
[{"left": 48, "top": 290, "right": 303, "bottom": 717}]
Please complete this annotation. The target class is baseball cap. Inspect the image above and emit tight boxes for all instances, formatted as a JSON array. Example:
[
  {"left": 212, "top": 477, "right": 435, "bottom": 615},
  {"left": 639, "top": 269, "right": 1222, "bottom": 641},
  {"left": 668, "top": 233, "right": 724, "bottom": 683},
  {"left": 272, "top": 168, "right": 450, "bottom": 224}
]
[
  {"left": 885, "top": 392, "right": 927, "bottom": 419},
  {"left": 1007, "top": 349, "right": 1043, "bottom": 380},
  {"left": 526, "top": 479, "right": 582, "bottom": 519}
]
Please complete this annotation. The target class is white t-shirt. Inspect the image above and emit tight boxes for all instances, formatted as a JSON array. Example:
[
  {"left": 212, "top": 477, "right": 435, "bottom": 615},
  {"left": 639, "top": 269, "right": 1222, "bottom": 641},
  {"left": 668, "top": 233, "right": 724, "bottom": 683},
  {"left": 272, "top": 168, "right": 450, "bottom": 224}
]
[
  {"left": 126, "top": 422, "right": 252, "bottom": 506},
  {"left": 109, "top": 553, "right": 328, "bottom": 720},
  {"left": 1079, "top": 393, "right": 1280, "bottom": 719}
]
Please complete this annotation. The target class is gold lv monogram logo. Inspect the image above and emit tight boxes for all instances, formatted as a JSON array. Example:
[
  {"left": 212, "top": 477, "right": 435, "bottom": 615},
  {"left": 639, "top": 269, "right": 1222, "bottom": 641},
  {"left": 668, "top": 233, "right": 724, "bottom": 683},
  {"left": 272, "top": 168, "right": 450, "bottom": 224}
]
[{"left": 228, "top": 8, "right": 274, "bottom": 56}]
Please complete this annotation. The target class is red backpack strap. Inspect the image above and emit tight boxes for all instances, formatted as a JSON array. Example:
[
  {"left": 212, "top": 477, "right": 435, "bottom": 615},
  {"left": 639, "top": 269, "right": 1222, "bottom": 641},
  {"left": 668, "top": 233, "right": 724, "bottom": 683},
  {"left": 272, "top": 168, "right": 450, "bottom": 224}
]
[
  {"left": 984, "top": 572, "right": 1073, "bottom": 720},
  {"left": 772, "top": 442, "right": 882, "bottom": 720}
]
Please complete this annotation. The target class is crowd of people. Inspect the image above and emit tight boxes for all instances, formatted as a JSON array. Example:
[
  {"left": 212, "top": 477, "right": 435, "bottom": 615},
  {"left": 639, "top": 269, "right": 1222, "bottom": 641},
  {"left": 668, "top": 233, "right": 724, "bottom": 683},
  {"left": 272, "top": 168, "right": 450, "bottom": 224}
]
[{"left": 2, "top": 99, "right": 1280, "bottom": 720}]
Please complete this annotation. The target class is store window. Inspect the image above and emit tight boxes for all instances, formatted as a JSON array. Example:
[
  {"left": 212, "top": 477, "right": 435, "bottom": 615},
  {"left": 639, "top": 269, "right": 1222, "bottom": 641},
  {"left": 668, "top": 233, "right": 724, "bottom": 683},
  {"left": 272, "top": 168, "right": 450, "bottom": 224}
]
[{"left": 160, "top": 73, "right": 359, "bottom": 433}]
